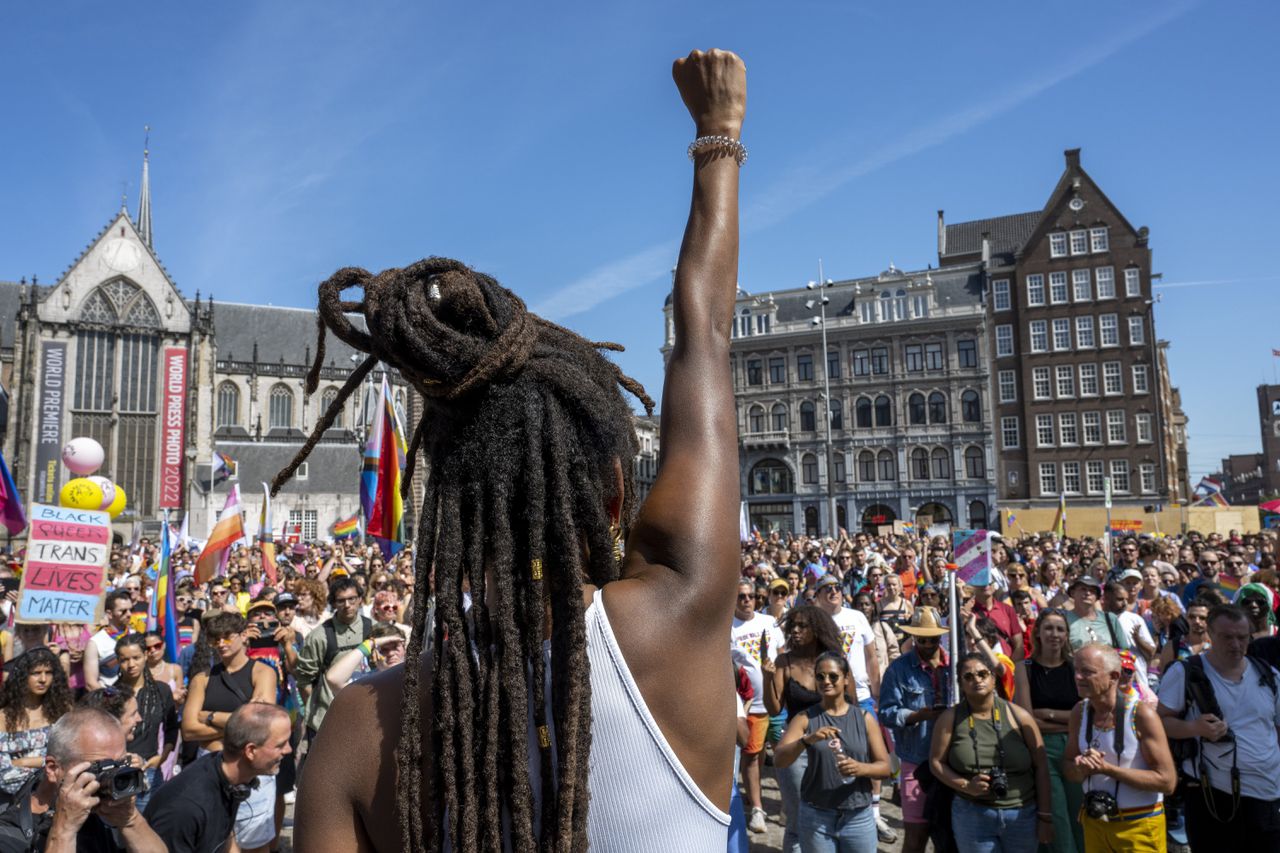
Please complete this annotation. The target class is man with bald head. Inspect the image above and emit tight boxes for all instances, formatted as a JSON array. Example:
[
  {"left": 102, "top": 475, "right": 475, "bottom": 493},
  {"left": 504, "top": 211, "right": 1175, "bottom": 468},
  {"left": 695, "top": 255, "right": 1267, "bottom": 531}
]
[{"left": 0, "top": 707, "right": 165, "bottom": 852}]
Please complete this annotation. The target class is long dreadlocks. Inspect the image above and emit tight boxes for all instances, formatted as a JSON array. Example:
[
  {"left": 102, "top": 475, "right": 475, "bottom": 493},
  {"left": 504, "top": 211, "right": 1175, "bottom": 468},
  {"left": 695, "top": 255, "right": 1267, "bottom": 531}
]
[{"left": 273, "top": 257, "right": 654, "bottom": 852}]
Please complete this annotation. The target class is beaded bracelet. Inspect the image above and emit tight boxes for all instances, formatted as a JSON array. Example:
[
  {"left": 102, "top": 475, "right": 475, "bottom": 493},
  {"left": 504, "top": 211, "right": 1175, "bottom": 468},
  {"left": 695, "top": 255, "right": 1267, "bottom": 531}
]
[{"left": 688, "top": 135, "right": 748, "bottom": 166}]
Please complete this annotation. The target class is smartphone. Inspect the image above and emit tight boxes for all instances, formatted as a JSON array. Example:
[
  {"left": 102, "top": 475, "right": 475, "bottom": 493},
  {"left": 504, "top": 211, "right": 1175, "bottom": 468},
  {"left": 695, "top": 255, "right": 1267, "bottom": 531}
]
[
  {"left": 0, "top": 578, "right": 20, "bottom": 595},
  {"left": 249, "top": 633, "right": 278, "bottom": 651}
]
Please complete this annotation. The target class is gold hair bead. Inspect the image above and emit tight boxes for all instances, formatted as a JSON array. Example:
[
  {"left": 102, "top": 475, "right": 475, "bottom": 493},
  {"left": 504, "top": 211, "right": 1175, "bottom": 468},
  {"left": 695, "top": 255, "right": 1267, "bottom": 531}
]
[
  {"left": 531, "top": 559, "right": 543, "bottom": 581},
  {"left": 538, "top": 725, "right": 550, "bottom": 749}
]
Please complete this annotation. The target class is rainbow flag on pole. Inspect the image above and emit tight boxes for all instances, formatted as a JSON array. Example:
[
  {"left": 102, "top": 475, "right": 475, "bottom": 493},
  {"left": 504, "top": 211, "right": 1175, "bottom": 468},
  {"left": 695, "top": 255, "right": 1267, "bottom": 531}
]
[
  {"left": 148, "top": 511, "right": 180, "bottom": 662},
  {"left": 331, "top": 513, "right": 360, "bottom": 539},
  {"left": 196, "top": 485, "right": 244, "bottom": 584},
  {"left": 361, "top": 376, "right": 406, "bottom": 558},
  {"left": 258, "top": 483, "right": 277, "bottom": 584}
]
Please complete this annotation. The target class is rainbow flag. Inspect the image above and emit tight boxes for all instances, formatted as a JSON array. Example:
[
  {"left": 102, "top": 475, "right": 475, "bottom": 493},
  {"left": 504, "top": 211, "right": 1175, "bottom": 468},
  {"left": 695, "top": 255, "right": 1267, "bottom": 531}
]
[
  {"left": 0, "top": 450, "right": 26, "bottom": 536},
  {"left": 362, "top": 376, "right": 406, "bottom": 558},
  {"left": 1218, "top": 574, "right": 1243, "bottom": 594},
  {"left": 1191, "top": 492, "right": 1229, "bottom": 509},
  {"left": 148, "top": 511, "right": 180, "bottom": 662},
  {"left": 196, "top": 485, "right": 245, "bottom": 584},
  {"left": 331, "top": 513, "right": 360, "bottom": 539},
  {"left": 258, "top": 483, "right": 277, "bottom": 584}
]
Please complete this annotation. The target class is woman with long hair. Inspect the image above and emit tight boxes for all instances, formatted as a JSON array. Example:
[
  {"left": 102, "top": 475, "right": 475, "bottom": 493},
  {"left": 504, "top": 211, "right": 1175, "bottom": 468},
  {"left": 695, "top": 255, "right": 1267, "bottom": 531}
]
[
  {"left": 143, "top": 630, "right": 185, "bottom": 706},
  {"left": 762, "top": 605, "right": 844, "bottom": 853},
  {"left": 293, "top": 578, "right": 329, "bottom": 637},
  {"left": 774, "top": 651, "right": 891, "bottom": 852},
  {"left": 0, "top": 648, "right": 73, "bottom": 800},
  {"left": 877, "top": 573, "right": 913, "bottom": 648},
  {"left": 1013, "top": 609, "right": 1082, "bottom": 853},
  {"left": 114, "top": 634, "right": 178, "bottom": 810},
  {"left": 293, "top": 50, "right": 747, "bottom": 851}
]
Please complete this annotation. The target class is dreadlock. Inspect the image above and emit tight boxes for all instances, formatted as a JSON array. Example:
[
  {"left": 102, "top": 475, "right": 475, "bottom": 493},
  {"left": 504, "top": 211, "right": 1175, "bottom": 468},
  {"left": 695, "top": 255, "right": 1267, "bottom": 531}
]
[{"left": 273, "top": 258, "right": 653, "bottom": 852}]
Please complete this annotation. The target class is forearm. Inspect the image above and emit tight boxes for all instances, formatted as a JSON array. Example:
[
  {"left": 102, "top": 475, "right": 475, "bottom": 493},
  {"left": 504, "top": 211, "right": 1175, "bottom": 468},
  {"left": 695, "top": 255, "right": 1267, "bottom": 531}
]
[
  {"left": 182, "top": 711, "right": 228, "bottom": 741},
  {"left": 1158, "top": 715, "right": 1202, "bottom": 741},
  {"left": 773, "top": 737, "right": 806, "bottom": 769},
  {"left": 1104, "top": 764, "right": 1173, "bottom": 793},
  {"left": 118, "top": 815, "right": 167, "bottom": 853},
  {"left": 325, "top": 648, "right": 366, "bottom": 692},
  {"left": 851, "top": 758, "right": 891, "bottom": 779}
]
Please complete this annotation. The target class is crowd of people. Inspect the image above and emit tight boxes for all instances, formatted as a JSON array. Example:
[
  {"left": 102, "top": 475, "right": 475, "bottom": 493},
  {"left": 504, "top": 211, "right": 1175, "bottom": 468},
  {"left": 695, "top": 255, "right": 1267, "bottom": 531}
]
[{"left": 730, "top": 526, "right": 1280, "bottom": 853}]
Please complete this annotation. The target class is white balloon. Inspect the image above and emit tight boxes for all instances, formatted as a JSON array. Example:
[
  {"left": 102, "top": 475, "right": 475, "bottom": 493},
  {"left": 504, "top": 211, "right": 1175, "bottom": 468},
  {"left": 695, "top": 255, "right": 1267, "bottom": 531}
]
[
  {"left": 62, "top": 437, "right": 105, "bottom": 476},
  {"left": 88, "top": 476, "right": 116, "bottom": 511}
]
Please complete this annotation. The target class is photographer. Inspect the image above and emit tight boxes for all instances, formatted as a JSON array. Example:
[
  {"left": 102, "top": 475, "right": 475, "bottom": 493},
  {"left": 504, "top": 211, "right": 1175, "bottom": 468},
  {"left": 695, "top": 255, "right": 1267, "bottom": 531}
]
[
  {"left": 1065, "top": 644, "right": 1175, "bottom": 852},
  {"left": 0, "top": 707, "right": 164, "bottom": 852}
]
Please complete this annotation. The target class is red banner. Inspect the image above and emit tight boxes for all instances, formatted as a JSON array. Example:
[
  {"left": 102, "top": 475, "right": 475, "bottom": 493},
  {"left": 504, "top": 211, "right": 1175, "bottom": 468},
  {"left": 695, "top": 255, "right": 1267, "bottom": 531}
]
[{"left": 159, "top": 347, "right": 188, "bottom": 509}]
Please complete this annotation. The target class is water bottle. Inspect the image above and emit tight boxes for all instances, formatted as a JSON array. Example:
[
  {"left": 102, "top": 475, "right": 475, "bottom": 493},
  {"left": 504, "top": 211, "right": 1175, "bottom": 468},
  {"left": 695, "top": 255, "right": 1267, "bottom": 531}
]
[{"left": 827, "top": 738, "right": 857, "bottom": 784}]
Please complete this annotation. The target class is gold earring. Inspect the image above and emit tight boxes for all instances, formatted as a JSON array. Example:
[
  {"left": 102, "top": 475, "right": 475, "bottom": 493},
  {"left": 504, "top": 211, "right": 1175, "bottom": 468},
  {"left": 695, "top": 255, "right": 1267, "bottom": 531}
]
[{"left": 610, "top": 523, "right": 624, "bottom": 562}]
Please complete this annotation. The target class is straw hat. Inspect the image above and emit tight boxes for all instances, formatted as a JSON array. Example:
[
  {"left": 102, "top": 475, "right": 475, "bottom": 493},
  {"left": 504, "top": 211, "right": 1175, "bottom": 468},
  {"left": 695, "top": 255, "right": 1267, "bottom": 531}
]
[{"left": 900, "top": 606, "right": 949, "bottom": 638}]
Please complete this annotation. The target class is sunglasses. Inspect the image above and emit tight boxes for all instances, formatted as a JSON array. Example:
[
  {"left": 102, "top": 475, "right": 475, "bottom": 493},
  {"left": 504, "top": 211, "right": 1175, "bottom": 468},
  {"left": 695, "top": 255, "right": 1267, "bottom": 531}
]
[
  {"left": 815, "top": 672, "right": 842, "bottom": 684},
  {"left": 145, "top": 643, "right": 164, "bottom": 652},
  {"left": 962, "top": 670, "right": 991, "bottom": 682},
  {"left": 736, "top": 593, "right": 753, "bottom": 601}
]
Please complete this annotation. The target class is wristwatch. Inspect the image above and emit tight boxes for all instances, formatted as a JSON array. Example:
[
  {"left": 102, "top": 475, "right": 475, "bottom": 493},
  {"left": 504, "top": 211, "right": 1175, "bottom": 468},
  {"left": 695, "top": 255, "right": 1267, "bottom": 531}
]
[{"left": 205, "top": 711, "right": 216, "bottom": 726}]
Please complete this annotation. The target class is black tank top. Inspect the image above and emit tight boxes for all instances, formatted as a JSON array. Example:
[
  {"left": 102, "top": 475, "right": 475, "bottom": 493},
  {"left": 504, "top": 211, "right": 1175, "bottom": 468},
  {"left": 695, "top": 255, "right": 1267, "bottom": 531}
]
[
  {"left": 1027, "top": 658, "right": 1078, "bottom": 711},
  {"left": 204, "top": 660, "right": 260, "bottom": 714},
  {"left": 783, "top": 675, "right": 821, "bottom": 718}
]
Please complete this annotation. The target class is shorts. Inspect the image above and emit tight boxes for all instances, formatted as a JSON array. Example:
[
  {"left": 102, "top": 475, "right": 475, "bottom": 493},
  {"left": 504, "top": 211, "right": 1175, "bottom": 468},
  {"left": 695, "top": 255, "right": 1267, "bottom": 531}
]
[
  {"left": 767, "top": 713, "right": 787, "bottom": 744},
  {"left": 899, "top": 760, "right": 927, "bottom": 824},
  {"left": 234, "top": 773, "right": 278, "bottom": 848},
  {"left": 1081, "top": 805, "right": 1165, "bottom": 852},
  {"left": 744, "top": 713, "right": 769, "bottom": 756}
]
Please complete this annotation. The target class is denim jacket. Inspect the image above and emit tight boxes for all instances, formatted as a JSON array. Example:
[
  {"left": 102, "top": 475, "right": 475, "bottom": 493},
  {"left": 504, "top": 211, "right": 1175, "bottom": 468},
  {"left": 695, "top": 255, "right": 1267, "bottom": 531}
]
[{"left": 877, "top": 649, "right": 951, "bottom": 766}]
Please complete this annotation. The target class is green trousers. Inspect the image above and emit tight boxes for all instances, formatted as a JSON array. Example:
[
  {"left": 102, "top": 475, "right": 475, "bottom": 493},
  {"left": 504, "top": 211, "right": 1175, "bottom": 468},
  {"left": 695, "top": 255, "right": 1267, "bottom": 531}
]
[{"left": 1040, "top": 731, "right": 1084, "bottom": 853}]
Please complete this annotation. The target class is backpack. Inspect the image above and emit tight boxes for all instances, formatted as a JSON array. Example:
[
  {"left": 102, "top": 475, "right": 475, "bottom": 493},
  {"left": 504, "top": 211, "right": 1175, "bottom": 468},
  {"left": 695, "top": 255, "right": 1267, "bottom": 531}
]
[
  {"left": 1168, "top": 654, "right": 1278, "bottom": 770},
  {"left": 321, "top": 615, "right": 373, "bottom": 671}
]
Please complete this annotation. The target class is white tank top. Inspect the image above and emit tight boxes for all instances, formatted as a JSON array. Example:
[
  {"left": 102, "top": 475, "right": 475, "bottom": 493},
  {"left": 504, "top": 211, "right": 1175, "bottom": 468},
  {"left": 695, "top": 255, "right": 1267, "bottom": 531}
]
[{"left": 1077, "top": 695, "right": 1162, "bottom": 810}]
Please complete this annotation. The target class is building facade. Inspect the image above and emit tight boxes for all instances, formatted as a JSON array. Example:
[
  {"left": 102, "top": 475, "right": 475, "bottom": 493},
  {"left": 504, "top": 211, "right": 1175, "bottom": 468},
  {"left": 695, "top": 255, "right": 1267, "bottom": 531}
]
[
  {"left": 664, "top": 263, "right": 998, "bottom": 536},
  {"left": 941, "top": 149, "right": 1187, "bottom": 511}
]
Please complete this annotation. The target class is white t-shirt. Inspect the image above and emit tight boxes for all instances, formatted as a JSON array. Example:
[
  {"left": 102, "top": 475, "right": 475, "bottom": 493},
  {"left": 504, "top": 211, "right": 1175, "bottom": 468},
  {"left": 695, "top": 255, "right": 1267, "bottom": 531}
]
[
  {"left": 1116, "top": 610, "right": 1154, "bottom": 684},
  {"left": 831, "top": 606, "right": 875, "bottom": 702},
  {"left": 1157, "top": 655, "right": 1280, "bottom": 799},
  {"left": 732, "top": 612, "right": 778, "bottom": 715}
]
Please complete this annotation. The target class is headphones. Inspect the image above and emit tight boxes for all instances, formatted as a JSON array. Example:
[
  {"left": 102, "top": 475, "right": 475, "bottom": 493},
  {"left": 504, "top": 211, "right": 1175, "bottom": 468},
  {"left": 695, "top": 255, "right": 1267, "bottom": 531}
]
[{"left": 227, "top": 777, "right": 260, "bottom": 803}]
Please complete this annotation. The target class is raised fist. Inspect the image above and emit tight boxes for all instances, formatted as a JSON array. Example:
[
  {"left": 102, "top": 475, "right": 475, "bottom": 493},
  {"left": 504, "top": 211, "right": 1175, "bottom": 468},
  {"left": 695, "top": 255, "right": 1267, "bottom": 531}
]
[{"left": 672, "top": 49, "right": 746, "bottom": 137}]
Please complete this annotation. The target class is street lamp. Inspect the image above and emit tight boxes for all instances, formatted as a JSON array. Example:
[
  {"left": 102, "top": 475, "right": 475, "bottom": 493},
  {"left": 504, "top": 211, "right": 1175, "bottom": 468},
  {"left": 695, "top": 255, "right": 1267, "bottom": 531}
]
[{"left": 807, "top": 264, "right": 837, "bottom": 538}]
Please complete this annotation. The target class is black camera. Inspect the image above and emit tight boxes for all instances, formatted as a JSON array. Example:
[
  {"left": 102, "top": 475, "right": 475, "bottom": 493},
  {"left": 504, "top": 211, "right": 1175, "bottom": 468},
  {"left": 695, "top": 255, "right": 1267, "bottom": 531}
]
[
  {"left": 986, "top": 767, "right": 1009, "bottom": 799},
  {"left": 85, "top": 759, "right": 145, "bottom": 801},
  {"left": 1083, "top": 790, "right": 1118, "bottom": 820}
]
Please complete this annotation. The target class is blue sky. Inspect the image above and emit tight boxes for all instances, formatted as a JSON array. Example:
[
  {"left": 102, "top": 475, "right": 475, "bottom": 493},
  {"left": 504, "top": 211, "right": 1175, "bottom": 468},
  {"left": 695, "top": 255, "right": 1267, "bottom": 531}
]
[{"left": 3, "top": 1, "right": 1277, "bottom": 481}]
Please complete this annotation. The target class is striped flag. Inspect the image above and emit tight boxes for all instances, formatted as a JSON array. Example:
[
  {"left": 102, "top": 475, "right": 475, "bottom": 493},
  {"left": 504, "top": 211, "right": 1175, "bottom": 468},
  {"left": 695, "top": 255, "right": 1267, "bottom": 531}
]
[
  {"left": 0, "top": 450, "right": 26, "bottom": 536},
  {"left": 1051, "top": 492, "right": 1067, "bottom": 537},
  {"left": 148, "top": 511, "right": 181, "bottom": 662},
  {"left": 1191, "top": 491, "right": 1229, "bottom": 508},
  {"left": 196, "top": 485, "right": 244, "bottom": 584},
  {"left": 362, "top": 376, "right": 406, "bottom": 558},
  {"left": 1196, "top": 476, "right": 1224, "bottom": 495},
  {"left": 1218, "top": 573, "right": 1243, "bottom": 594},
  {"left": 331, "top": 513, "right": 360, "bottom": 539},
  {"left": 258, "top": 483, "right": 277, "bottom": 584}
]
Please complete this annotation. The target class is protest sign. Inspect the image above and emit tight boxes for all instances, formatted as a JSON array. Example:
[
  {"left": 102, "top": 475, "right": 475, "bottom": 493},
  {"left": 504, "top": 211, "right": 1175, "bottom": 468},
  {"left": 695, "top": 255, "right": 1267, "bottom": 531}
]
[
  {"left": 17, "top": 503, "right": 111, "bottom": 623},
  {"left": 952, "top": 528, "right": 992, "bottom": 586}
]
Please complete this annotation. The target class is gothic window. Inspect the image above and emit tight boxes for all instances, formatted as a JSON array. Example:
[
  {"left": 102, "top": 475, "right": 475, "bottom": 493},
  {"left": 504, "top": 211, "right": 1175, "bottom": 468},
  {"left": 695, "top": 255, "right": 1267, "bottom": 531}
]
[
  {"left": 80, "top": 291, "right": 118, "bottom": 324},
  {"left": 269, "top": 384, "right": 294, "bottom": 429},
  {"left": 321, "top": 387, "right": 343, "bottom": 428},
  {"left": 217, "top": 382, "right": 240, "bottom": 428},
  {"left": 124, "top": 295, "right": 161, "bottom": 327}
]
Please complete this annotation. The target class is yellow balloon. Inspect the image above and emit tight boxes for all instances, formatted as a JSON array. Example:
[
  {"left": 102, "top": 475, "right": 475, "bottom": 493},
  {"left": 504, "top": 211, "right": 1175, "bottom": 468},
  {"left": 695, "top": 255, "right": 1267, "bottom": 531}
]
[
  {"left": 59, "top": 478, "right": 104, "bottom": 511},
  {"left": 107, "top": 484, "right": 127, "bottom": 519}
]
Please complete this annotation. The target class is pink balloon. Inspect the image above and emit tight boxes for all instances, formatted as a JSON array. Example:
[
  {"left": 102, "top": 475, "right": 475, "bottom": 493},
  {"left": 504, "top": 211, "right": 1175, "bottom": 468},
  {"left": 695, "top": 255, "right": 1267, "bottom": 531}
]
[
  {"left": 62, "top": 437, "right": 105, "bottom": 476},
  {"left": 88, "top": 476, "right": 116, "bottom": 511}
]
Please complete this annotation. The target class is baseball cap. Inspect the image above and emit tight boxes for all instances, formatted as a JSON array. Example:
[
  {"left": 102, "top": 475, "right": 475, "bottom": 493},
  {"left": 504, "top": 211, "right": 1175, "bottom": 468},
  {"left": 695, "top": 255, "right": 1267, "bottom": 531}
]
[
  {"left": 814, "top": 574, "right": 841, "bottom": 591},
  {"left": 273, "top": 592, "right": 298, "bottom": 608},
  {"left": 1117, "top": 569, "right": 1143, "bottom": 583},
  {"left": 246, "top": 599, "right": 276, "bottom": 615},
  {"left": 768, "top": 579, "right": 790, "bottom": 593},
  {"left": 1068, "top": 575, "right": 1102, "bottom": 591}
]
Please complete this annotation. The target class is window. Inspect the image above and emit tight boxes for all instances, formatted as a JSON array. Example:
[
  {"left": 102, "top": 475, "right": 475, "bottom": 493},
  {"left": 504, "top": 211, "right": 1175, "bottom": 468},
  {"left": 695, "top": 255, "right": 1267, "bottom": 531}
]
[
  {"left": 1029, "top": 320, "right": 1048, "bottom": 353},
  {"left": 1060, "top": 412, "right": 1079, "bottom": 445},
  {"left": 859, "top": 300, "right": 874, "bottom": 324},
  {"left": 1100, "top": 314, "right": 1119, "bottom": 347},
  {"left": 797, "top": 354, "right": 814, "bottom": 381},
  {"left": 1128, "top": 316, "right": 1146, "bottom": 345},
  {"left": 894, "top": 290, "right": 908, "bottom": 321},
  {"left": 1026, "top": 274, "right": 1045, "bottom": 306},
  {"left": 1032, "top": 367, "right": 1052, "bottom": 400},
  {"left": 771, "top": 404, "right": 788, "bottom": 432},
  {"left": 1090, "top": 227, "right": 1110, "bottom": 253},
  {"left": 1111, "top": 459, "right": 1131, "bottom": 493},
  {"left": 1136, "top": 413, "right": 1153, "bottom": 443},
  {"left": 833, "top": 452, "right": 846, "bottom": 483},
  {"left": 932, "top": 448, "right": 951, "bottom": 479},
  {"left": 747, "top": 360, "right": 762, "bottom": 385},
  {"left": 853, "top": 350, "right": 870, "bottom": 376},
  {"left": 1039, "top": 463, "right": 1059, "bottom": 495},
  {"left": 321, "top": 387, "right": 343, "bottom": 428},
  {"left": 769, "top": 357, "right": 786, "bottom": 383},
  {"left": 859, "top": 451, "right": 875, "bottom": 481},
  {"left": 1036, "top": 414, "right": 1055, "bottom": 447},
  {"left": 1049, "top": 232, "right": 1068, "bottom": 258},
  {"left": 1083, "top": 411, "right": 1102, "bottom": 445},
  {"left": 1140, "top": 463, "right": 1157, "bottom": 494},
  {"left": 855, "top": 398, "right": 872, "bottom": 428},
  {"left": 1080, "top": 364, "right": 1099, "bottom": 396},
  {"left": 1096, "top": 267, "right": 1116, "bottom": 299},
  {"left": 1076, "top": 316, "right": 1096, "bottom": 349},
  {"left": 1086, "top": 460, "right": 1105, "bottom": 494},
  {"left": 964, "top": 447, "right": 985, "bottom": 478},
  {"left": 996, "top": 325, "right": 1014, "bottom": 357},
  {"left": 800, "top": 401, "right": 816, "bottom": 431},
  {"left": 288, "top": 509, "right": 319, "bottom": 542},
  {"left": 1107, "top": 410, "right": 1127, "bottom": 444},
  {"left": 269, "top": 384, "right": 294, "bottom": 429},
  {"left": 756, "top": 315, "right": 770, "bottom": 334},
  {"left": 216, "top": 382, "right": 239, "bottom": 428},
  {"left": 961, "top": 390, "right": 981, "bottom": 422},
  {"left": 1001, "top": 416, "right": 1020, "bottom": 449},
  {"left": 750, "top": 459, "right": 794, "bottom": 495},
  {"left": 1056, "top": 365, "right": 1075, "bottom": 398},
  {"left": 802, "top": 454, "right": 819, "bottom": 484},
  {"left": 913, "top": 294, "right": 930, "bottom": 318},
  {"left": 1073, "top": 268, "right": 1092, "bottom": 302},
  {"left": 993, "top": 279, "right": 1011, "bottom": 311},
  {"left": 1052, "top": 318, "right": 1072, "bottom": 351},
  {"left": 998, "top": 370, "right": 1017, "bottom": 403},
  {"left": 296, "top": 462, "right": 309, "bottom": 481},
  {"left": 1132, "top": 364, "right": 1150, "bottom": 393},
  {"left": 827, "top": 350, "right": 841, "bottom": 379},
  {"left": 957, "top": 339, "right": 977, "bottom": 368},
  {"left": 874, "top": 395, "right": 892, "bottom": 426},
  {"left": 1103, "top": 361, "right": 1123, "bottom": 395},
  {"left": 871, "top": 347, "right": 889, "bottom": 375},
  {"left": 925, "top": 343, "right": 944, "bottom": 371},
  {"left": 928, "top": 392, "right": 947, "bottom": 424},
  {"left": 1049, "top": 272, "right": 1069, "bottom": 304},
  {"left": 878, "top": 450, "right": 896, "bottom": 481},
  {"left": 1070, "top": 230, "right": 1088, "bottom": 255},
  {"left": 748, "top": 405, "right": 764, "bottom": 433},
  {"left": 830, "top": 399, "right": 843, "bottom": 430},
  {"left": 905, "top": 344, "right": 924, "bottom": 372},
  {"left": 912, "top": 448, "right": 930, "bottom": 479},
  {"left": 908, "top": 393, "right": 926, "bottom": 425},
  {"left": 1124, "top": 267, "right": 1141, "bottom": 298},
  {"left": 1063, "top": 461, "right": 1082, "bottom": 494}
]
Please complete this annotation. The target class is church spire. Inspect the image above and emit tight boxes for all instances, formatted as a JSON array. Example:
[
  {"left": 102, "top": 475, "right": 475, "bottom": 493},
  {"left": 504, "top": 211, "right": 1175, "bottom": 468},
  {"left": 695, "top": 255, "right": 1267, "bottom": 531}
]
[{"left": 136, "top": 125, "right": 153, "bottom": 249}]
